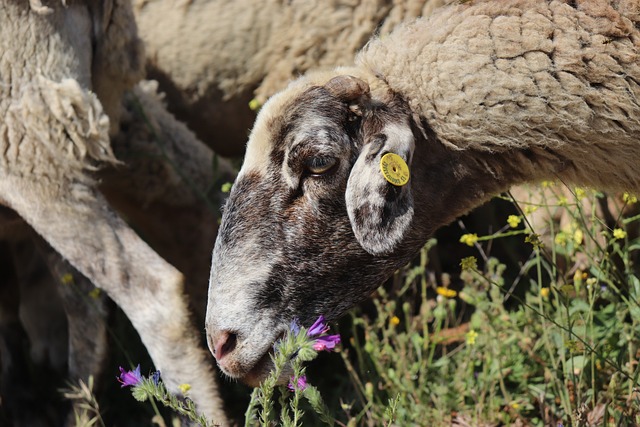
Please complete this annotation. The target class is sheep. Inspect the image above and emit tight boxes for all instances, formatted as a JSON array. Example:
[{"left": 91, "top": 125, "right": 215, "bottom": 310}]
[
  {"left": 0, "top": 1, "right": 228, "bottom": 423},
  {"left": 204, "top": 0, "right": 640, "bottom": 386},
  {"left": 132, "top": 0, "right": 450, "bottom": 157},
  {"left": 132, "top": 0, "right": 627, "bottom": 264}
]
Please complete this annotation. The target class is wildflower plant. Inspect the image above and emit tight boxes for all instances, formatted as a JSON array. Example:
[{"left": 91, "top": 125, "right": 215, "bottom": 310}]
[
  {"left": 117, "top": 365, "right": 215, "bottom": 427},
  {"left": 245, "top": 316, "right": 339, "bottom": 427},
  {"left": 117, "top": 316, "right": 339, "bottom": 427}
]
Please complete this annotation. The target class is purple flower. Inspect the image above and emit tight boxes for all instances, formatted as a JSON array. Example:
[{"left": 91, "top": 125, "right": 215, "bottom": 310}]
[
  {"left": 312, "top": 334, "right": 341, "bottom": 351},
  {"left": 304, "top": 316, "right": 341, "bottom": 352},
  {"left": 307, "top": 315, "right": 329, "bottom": 336},
  {"left": 290, "top": 318, "right": 301, "bottom": 336},
  {"left": 117, "top": 364, "right": 142, "bottom": 387},
  {"left": 287, "top": 375, "right": 308, "bottom": 392},
  {"left": 150, "top": 370, "right": 161, "bottom": 386}
]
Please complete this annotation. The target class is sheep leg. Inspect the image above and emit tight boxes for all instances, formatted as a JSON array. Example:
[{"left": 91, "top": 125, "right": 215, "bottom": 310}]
[
  {"left": 10, "top": 237, "right": 69, "bottom": 372},
  {"left": 0, "top": 178, "right": 228, "bottom": 424},
  {"left": 35, "top": 242, "right": 112, "bottom": 427},
  {"left": 35, "top": 238, "right": 110, "bottom": 385}
]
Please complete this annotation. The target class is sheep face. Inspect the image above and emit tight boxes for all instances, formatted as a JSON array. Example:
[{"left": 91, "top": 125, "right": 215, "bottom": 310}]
[{"left": 206, "top": 74, "right": 422, "bottom": 385}]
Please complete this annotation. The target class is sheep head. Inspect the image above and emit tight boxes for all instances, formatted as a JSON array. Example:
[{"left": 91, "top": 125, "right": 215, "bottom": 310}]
[{"left": 205, "top": 71, "right": 432, "bottom": 385}]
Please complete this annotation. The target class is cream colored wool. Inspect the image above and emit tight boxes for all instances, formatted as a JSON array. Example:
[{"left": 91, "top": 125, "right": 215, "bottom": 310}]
[
  {"left": 4, "top": 77, "right": 115, "bottom": 184},
  {"left": 358, "top": 0, "right": 640, "bottom": 191},
  {"left": 134, "top": 0, "right": 450, "bottom": 103},
  {"left": 133, "top": 0, "right": 451, "bottom": 155}
]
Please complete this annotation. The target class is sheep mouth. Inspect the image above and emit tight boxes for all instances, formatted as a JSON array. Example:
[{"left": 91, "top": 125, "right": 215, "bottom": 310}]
[
  {"left": 220, "top": 331, "right": 290, "bottom": 387},
  {"left": 239, "top": 352, "right": 275, "bottom": 387},
  {"left": 240, "top": 331, "right": 292, "bottom": 387}
]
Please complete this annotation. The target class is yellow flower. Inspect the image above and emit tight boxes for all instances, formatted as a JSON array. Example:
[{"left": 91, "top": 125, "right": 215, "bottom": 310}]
[
  {"left": 507, "top": 215, "right": 521, "bottom": 228},
  {"left": 557, "top": 196, "right": 568, "bottom": 206},
  {"left": 390, "top": 316, "right": 400, "bottom": 326},
  {"left": 221, "top": 182, "right": 233, "bottom": 193},
  {"left": 573, "top": 270, "right": 586, "bottom": 285},
  {"left": 466, "top": 329, "right": 478, "bottom": 346},
  {"left": 541, "top": 180, "right": 556, "bottom": 188},
  {"left": 178, "top": 383, "right": 191, "bottom": 395},
  {"left": 248, "top": 98, "right": 262, "bottom": 111},
  {"left": 523, "top": 205, "right": 538, "bottom": 215},
  {"left": 510, "top": 401, "right": 520, "bottom": 410},
  {"left": 540, "top": 287, "right": 550, "bottom": 298},
  {"left": 623, "top": 192, "right": 638, "bottom": 204},
  {"left": 573, "top": 229, "right": 583, "bottom": 245},
  {"left": 436, "top": 287, "right": 457, "bottom": 299},
  {"left": 574, "top": 187, "right": 586, "bottom": 199},
  {"left": 613, "top": 228, "right": 627, "bottom": 240},
  {"left": 459, "top": 233, "right": 478, "bottom": 247},
  {"left": 554, "top": 232, "right": 567, "bottom": 246},
  {"left": 88, "top": 288, "right": 101, "bottom": 300},
  {"left": 460, "top": 256, "right": 477, "bottom": 272},
  {"left": 61, "top": 273, "right": 74, "bottom": 285}
]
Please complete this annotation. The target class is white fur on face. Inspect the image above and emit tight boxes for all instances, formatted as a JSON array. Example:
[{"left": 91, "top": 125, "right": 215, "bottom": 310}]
[
  {"left": 242, "top": 67, "right": 366, "bottom": 177},
  {"left": 242, "top": 83, "right": 309, "bottom": 176},
  {"left": 207, "top": 228, "right": 279, "bottom": 330},
  {"left": 206, "top": 68, "right": 377, "bottom": 380}
]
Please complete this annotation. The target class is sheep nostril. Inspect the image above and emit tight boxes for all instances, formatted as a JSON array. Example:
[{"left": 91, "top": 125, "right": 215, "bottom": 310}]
[{"left": 212, "top": 331, "right": 238, "bottom": 361}]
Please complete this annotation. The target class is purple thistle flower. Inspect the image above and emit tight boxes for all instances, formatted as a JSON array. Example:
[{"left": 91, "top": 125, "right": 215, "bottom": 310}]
[
  {"left": 307, "top": 315, "right": 329, "bottom": 336},
  {"left": 117, "top": 364, "right": 142, "bottom": 387},
  {"left": 312, "top": 334, "right": 341, "bottom": 351},
  {"left": 287, "top": 374, "right": 308, "bottom": 392}
]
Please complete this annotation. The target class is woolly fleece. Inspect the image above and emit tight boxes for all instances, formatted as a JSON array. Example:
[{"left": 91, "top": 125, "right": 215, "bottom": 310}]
[{"left": 359, "top": 0, "right": 640, "bottom": 191}]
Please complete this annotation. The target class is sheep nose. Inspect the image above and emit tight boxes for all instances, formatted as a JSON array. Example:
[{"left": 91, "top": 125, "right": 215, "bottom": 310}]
[{"left": 208, "top": 330, "right": 238, "bottom": 362}]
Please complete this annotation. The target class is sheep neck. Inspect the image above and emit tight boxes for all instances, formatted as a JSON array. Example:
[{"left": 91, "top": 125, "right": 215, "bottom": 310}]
[{"left": 408, "top": 122, "right": 543, "bottom": 242}]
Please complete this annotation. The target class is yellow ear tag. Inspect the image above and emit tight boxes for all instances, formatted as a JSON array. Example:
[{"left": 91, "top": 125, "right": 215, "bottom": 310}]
[{"left": 380, "top": 152, "right": 410, "bottom": 186}]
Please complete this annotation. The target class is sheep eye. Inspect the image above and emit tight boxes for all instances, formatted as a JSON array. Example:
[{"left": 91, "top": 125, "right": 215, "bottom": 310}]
[{"left": 304, "top": 156, "right": 337, "bottom": 175}]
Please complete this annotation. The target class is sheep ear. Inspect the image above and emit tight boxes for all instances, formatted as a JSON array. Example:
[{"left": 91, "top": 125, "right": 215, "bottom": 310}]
[
  {"left": 324, "top": 75, "right": 370, "bottom": 105},
  {"left": 345, "top": 120, "right": 415, "bottom": 256}
]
